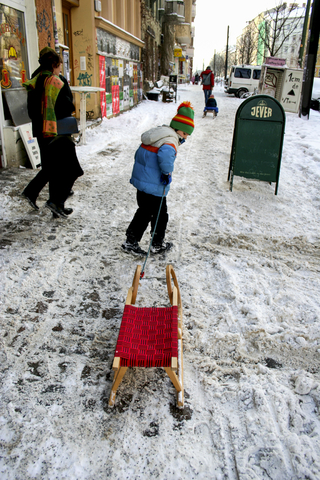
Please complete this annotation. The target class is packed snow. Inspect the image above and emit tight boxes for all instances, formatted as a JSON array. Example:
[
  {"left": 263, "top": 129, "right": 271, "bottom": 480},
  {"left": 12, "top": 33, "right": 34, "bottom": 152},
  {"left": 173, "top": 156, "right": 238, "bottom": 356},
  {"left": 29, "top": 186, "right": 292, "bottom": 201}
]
[{"left": 0, "top": 80, "right": 320, "bottom": 479}]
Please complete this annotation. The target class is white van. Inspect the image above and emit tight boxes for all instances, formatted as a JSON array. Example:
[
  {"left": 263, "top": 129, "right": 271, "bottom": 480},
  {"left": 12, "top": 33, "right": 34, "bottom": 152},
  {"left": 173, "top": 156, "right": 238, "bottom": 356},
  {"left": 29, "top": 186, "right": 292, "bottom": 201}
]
[{"left": 225, "top": 65, "right": 261, "bottom": 98}]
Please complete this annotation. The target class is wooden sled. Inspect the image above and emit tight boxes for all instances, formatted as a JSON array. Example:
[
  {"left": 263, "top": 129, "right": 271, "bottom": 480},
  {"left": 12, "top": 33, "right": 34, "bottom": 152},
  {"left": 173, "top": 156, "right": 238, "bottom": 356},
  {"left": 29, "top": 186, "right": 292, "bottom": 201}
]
[
  {"left": 203, "top": 106, "right": 218, "bottom": 118},
  {"left": 109, "top": 264, "right": 184, "bottom": 408}
]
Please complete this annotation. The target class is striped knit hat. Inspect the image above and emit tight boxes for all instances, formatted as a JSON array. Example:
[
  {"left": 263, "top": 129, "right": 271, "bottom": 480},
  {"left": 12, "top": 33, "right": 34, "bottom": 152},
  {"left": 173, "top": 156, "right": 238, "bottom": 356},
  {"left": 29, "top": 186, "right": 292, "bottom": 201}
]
[{"left": 170, "top": 101, "right": 195, "bottom": 135}]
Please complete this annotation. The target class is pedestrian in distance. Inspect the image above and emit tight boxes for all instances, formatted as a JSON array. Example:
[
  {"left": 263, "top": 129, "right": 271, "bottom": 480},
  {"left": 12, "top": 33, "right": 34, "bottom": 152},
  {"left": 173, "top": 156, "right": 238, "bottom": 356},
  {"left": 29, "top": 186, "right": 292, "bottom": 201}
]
[
  {"left": 203, "top": 94, "right": 219, "bottom": 118},
  {"left": 22, "top": 48, "right": 83, "bottom": 218},
  {"left": 200, "top": 66, "right": 214, "bottom": 105},
  {"left": 122, "top": 101, "right": 195, "bottom": 255}
]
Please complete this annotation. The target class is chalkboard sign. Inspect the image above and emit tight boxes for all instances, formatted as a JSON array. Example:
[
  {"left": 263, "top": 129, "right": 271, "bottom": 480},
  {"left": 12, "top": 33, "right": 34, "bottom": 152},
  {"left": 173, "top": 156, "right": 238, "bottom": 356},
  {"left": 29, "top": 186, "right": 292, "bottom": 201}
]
[{"left": 228, "top": 95, "right": 285, "bottom": 195}]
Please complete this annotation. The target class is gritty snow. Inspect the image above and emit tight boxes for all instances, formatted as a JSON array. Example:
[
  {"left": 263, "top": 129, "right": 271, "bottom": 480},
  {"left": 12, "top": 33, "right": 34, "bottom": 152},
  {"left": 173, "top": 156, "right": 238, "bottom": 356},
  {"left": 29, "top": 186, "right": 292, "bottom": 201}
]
[{"left": 0, "top": 80, "right": 320, "bottom": 480}]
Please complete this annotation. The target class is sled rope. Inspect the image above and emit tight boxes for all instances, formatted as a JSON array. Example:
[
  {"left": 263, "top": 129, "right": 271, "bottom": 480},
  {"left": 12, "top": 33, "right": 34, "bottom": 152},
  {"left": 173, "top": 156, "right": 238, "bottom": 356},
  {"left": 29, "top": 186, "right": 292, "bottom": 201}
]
[{"left": 140, "top": 186, "right": 166, "bottom": 279}]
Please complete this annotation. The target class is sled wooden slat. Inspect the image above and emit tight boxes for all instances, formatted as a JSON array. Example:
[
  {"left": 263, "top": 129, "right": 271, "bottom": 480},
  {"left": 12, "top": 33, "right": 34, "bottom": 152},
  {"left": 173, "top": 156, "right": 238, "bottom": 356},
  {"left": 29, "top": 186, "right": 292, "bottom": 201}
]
[{"left": 109, "top": 264, "right": 184, "bottom": 408}]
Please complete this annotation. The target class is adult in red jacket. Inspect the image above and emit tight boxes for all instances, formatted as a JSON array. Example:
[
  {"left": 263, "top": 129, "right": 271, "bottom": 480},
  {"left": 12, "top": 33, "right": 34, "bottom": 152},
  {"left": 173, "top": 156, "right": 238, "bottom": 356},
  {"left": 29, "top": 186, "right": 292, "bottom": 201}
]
[{"left": 200, "top": 66, "right": 214, "bottom": 105}]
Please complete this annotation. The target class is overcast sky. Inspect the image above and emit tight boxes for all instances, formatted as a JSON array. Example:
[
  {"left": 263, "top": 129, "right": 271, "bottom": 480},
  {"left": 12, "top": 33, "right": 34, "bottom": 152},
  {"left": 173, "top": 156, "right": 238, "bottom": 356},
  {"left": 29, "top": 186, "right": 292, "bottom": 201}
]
[{"left": 192, "top": 0, "right": 283, "bottom": 71}]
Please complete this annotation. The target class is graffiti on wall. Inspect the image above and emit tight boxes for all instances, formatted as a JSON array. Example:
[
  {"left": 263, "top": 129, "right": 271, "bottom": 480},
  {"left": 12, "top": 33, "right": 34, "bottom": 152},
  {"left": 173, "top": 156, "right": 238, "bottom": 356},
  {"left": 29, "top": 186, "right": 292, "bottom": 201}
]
[
  {"left": 77, "top": 72, "right": 92, "bottom": 86},
  {"left": 35, "top": 0, "right": 54, "bottom": 50},
  {"left": 86, "top": 45, "right": 93, "bottom": 71}
]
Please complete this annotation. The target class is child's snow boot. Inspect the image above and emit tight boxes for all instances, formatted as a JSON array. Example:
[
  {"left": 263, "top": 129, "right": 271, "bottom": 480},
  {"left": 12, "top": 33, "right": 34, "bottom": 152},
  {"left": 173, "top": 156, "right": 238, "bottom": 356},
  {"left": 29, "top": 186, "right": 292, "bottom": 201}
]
[
  {"left": 121, "top": 237, "right": 146, "bottom": 255},
  {"left": 150, "top": 241, "right": 173, "bottom": 254}
]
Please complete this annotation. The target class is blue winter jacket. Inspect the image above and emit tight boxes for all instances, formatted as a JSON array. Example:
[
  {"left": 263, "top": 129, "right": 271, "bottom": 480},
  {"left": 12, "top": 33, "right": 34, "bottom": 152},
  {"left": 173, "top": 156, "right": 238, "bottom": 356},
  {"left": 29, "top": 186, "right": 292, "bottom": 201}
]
[{"left": 130, "top": 125, "right": 179, "bottom": 197}]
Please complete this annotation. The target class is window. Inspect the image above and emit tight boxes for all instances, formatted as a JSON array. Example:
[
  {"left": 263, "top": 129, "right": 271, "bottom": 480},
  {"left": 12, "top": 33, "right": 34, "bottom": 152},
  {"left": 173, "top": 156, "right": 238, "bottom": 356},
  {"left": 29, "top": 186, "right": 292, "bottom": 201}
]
[
  {"left": 234, "top": 68, "right": 251, "bottom": 79},
  {"left": 253, "top": 70, "right": 261, "bottom": 80},
  {"left": 0, "top": 4, "right": 29, "bottom": 89}
]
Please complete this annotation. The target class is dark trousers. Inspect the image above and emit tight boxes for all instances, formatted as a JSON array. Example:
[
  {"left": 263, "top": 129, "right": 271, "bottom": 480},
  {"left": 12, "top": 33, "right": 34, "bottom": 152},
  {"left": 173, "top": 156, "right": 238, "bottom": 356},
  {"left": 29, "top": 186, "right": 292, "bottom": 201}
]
[
  {"left": 126, "top": 190, "right": 168, "bottom": 244},
  {"left": 204, "top": 89, "right": 212, "bottom": 104},
  {"left": 24, "top": 137, "right": 82, "bottom": 206},
  {"left": 23, "top": 168, "right": 48, "bottom": 200},
  {"left": 23, "top": 139, "right": 49, "bottom": 200}
]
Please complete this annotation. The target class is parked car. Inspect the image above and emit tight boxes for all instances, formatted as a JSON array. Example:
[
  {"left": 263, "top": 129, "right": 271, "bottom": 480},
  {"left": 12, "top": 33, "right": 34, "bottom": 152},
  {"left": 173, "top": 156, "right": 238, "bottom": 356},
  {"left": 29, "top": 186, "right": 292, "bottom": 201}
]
[
  {"left": 225, "top": 65, "right": 261, "bottom": 98},
  {"left": 310, "top": 97, "right": 320, "bottom": 112}
]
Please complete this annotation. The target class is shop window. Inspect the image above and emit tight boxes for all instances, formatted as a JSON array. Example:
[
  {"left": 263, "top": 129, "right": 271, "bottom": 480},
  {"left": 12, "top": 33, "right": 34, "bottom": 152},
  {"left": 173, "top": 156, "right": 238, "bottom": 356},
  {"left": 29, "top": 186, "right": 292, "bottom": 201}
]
[{"left": 0, "top": 5, "right": 29, "bottom": 90}]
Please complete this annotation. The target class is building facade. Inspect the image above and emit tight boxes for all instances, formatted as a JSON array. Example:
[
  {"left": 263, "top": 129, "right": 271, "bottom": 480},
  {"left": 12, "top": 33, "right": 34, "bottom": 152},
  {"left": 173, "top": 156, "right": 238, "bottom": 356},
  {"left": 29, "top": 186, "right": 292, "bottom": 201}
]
[
  {"left": 273, "top": 10, "right": 304, "bottom": 68},
  {"left": 0, "top": 0, "right": 144, "bottom": 168},
  {"left": 0, "top": 0, "right": 196, "bottom": 168},
  {"left": 236, "top": 6, "right": 305, "bottom": 68},
  {"left": 141, "top": 0, "right": 163, "bottom": 90}
]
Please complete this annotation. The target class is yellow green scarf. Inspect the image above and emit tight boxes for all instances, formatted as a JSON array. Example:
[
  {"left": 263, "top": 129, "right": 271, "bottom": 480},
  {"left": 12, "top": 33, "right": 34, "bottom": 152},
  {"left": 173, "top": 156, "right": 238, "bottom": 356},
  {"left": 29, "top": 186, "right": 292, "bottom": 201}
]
[{"left": 23, "top": 72, "right": 64, "bottom": 137}]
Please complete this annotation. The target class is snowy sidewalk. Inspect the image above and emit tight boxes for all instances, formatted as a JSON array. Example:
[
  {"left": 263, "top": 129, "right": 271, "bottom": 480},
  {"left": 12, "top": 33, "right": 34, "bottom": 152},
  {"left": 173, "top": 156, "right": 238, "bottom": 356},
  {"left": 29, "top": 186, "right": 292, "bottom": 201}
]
[{"left": 1, "top": 84, "right": 320, "bottom": 479}]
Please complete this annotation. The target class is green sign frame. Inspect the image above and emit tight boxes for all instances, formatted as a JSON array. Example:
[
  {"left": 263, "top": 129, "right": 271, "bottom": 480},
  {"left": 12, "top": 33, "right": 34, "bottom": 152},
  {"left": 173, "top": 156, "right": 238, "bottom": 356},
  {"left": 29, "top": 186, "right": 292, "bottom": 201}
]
[{"left": 228, "top": 95, "right": 286, "bottom": 195}]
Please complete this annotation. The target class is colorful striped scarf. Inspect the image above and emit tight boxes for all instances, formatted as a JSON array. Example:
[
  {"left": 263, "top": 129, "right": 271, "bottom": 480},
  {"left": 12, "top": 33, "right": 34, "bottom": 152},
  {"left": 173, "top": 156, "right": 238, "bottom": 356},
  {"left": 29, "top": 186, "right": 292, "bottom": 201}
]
[{"left": 23, "top": 72, "right": 64, "bottom": 137}]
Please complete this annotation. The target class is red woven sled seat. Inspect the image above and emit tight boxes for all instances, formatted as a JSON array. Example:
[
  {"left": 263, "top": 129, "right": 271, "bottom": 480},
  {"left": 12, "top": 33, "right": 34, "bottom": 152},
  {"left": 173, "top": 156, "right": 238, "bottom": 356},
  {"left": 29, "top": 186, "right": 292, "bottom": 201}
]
[
  {"left": 109, "top": 265, "right": 184, "bottom": 408},
  {"left": 115, "top": 305, "right": 178, "bottom": 367}
]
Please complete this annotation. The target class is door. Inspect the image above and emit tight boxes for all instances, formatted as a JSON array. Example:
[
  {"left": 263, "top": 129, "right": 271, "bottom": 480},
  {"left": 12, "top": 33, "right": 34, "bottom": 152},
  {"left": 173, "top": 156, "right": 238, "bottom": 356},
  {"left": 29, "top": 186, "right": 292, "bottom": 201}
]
[{"left": 62, "top": 7, "right": 74, "bottom": 84}]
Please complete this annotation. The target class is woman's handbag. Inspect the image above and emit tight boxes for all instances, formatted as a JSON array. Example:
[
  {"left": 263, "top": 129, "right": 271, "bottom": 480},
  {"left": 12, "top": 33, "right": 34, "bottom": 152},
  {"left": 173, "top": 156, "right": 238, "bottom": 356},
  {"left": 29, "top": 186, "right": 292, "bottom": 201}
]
[{"left": 57, "top": 116, "right": 79, "bottom": 135}]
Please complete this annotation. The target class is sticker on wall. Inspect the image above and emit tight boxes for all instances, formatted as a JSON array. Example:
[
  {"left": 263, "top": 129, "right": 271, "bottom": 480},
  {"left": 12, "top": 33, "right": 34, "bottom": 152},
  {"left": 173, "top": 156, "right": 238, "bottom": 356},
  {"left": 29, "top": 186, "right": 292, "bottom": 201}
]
[{"left": 80, "top": 56, "right": 86, "bottom": 71}]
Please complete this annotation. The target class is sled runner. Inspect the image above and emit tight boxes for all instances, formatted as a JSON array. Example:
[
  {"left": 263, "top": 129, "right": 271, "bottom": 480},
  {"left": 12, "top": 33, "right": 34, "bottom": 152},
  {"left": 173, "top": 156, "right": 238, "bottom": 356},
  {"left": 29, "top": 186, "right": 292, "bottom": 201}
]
[{"left": 109, "top": 264, "right": 184, "bottom": 408}]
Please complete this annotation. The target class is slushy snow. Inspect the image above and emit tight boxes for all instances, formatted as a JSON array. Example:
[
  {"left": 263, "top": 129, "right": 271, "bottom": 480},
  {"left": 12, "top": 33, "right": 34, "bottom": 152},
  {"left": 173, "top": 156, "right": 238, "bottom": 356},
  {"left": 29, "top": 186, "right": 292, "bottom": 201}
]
[{"left": 0, "top": 80, "right": 320, "bottom": 479}]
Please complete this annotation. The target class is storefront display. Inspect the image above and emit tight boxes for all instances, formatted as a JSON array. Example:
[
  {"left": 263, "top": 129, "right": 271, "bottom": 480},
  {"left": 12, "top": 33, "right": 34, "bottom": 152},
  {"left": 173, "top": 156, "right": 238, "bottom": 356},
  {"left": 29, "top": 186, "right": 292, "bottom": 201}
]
[{"left": 0, "top": 4, "right": 29, "bottom": 91}]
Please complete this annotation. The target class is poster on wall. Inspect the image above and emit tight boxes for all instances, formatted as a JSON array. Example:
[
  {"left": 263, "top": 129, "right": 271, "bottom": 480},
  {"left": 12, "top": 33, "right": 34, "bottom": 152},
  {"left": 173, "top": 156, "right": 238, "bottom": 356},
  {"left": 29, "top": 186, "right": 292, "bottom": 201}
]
[
  {"left": 123, "top": 85, "right": 130, "bottom": 110},
  {"left": 106, "top": 93, "right": 113, "bottom": 118},
  {"left": 119, "top": 91, "right": 124, "bottom": 112},
  {"left": 133, "top": 64, "right": 138, "bottom": 105},
  {"left": 112, "top": 85, "right": 120, "bottom": 115},
  {"left": 62, "top": 51, "right": 70, "bottom": 83},
  {"left": 119, "top": 60, "right": 124, "bottom": 78},
  {"left": 99, "top": 56, "right": 106, "bottom": 117}
]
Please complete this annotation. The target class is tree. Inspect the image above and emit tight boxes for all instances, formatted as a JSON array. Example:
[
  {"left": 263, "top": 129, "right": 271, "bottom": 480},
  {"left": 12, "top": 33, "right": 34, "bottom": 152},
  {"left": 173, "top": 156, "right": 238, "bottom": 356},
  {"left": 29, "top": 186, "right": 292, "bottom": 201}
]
[
  {"left": 210, "top": 48, "right": 236, "bottom": 78},
  {"left": 211, "top": 53, "right": 225, "bottom": 77},
  {"left": 237, "top": 23, "right": 257, "bottom": 65},
  {"left": 259, "top": 2, "right": 305, "bottom": 59}
]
